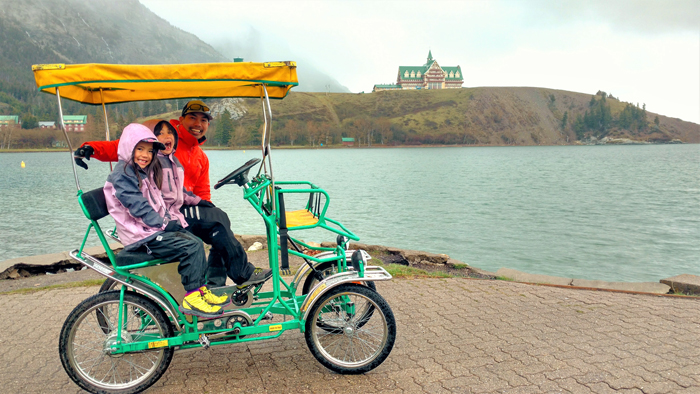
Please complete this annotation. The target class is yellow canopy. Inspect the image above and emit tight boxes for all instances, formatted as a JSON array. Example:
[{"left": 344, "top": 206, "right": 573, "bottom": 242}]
[{"left": 32, "top": 62, "right": 298, "bottom": 105}]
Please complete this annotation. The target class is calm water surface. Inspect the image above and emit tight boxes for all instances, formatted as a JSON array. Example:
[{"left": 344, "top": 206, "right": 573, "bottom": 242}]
[{"left": 1, "top": 144, "right": 698, "bottom": 282}]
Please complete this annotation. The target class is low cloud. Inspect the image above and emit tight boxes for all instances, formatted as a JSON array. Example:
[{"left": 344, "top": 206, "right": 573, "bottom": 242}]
[
  {"left": 530, "top": 0, "right": 699, "bottom": 34},
  {"left": 210, "top": 27, "right": 350, "bottom": 93}
]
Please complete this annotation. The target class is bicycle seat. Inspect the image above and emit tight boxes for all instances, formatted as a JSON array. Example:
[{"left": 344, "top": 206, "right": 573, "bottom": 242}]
[
  {"left": 80, "top": 187, "right": 110, "bottom": 221},
  {"left": 285, "top": 209, "right": 319, "bottom": 228}
]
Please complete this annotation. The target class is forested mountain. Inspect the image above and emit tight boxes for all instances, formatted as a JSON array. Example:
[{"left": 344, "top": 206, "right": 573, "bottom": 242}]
[{"left": 0, "top": 0, "right": 225, "bottom": 119}]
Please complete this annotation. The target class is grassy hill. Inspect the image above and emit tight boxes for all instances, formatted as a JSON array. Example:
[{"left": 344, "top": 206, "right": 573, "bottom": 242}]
[{"left": 208, "top": 87, "right": 698, "bottom": 147}]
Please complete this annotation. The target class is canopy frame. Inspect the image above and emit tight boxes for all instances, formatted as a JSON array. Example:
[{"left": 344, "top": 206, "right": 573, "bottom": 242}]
[{"left": 35, "top": 62, "right": 298, "bottom": 193}]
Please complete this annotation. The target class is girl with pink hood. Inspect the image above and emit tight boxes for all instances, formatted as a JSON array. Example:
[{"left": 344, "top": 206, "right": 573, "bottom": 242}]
[{"left": 103, "top": 123, "right": 228, "bottom": 318}]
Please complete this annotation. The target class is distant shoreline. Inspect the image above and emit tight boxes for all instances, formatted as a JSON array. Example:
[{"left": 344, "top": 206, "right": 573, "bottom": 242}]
[{"left": 1, "top": 141, "right": 693, "bottom": 154}]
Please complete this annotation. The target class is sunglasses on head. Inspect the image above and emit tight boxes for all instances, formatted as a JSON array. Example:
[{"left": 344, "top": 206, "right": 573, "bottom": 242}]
[{"left": 183, "top": 103, "right": 209, "bottom": 114}]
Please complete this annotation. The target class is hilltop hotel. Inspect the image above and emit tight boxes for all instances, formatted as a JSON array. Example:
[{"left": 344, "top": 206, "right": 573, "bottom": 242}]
[{"left": 373, "top": 51, "right": 463, "bottom": 92}]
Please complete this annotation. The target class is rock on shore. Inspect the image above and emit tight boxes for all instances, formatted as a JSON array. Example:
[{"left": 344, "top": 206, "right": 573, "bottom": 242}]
[{"left": 2, "top": 235, "right": 698, "bottom": 296}]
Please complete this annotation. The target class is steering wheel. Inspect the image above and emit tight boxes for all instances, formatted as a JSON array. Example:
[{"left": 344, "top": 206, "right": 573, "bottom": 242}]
[{"left": 214, "top": 158, "right": 261, "bottom": 189}]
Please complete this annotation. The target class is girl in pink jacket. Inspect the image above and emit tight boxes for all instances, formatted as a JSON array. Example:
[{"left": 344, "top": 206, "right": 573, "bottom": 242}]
[{"left": 104, "top": 123, "right": 228, "bottom": 318}]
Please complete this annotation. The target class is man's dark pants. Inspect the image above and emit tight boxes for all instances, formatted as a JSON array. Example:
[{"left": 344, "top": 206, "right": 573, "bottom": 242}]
[{"left": 181, "top": 205, "right": 254, "bottom": 286}]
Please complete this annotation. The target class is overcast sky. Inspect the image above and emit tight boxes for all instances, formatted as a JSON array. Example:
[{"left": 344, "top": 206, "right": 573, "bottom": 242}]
[{"left": 141, "top": 0, "right": 699, "bottom": 123}]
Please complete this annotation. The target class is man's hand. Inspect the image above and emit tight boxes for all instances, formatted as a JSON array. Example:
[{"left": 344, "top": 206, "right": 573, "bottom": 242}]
[
  {"left": 196, "top": 200, "right": 215, "bottom": 208},
  {"left": 74, "top": 145, "right": 94, "bottom": 170}
]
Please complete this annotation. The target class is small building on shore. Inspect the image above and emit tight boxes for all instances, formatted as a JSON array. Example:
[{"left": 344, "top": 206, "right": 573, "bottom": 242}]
[
  {"left": 373, "top": 51, "right": 463, "bottom": 92},
  {"left": 39, "top": 121, "right": 56, "bottom": 129},
  {"left": 0, "top": 115, "right": 19, "bottom": 127},
  {"left": 63, "top": 115, "right": 87, "bottom": 132},
  {"left": 342, "top": 137, "right": 355, "bottom": 146}
]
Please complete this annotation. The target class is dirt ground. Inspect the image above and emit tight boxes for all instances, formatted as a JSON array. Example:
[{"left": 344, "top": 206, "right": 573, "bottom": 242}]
[
  {"left": 0, "top": 248, "right": 489, "bottom": 294},
  {"left": 0, "top": 249, "right": 306, "bottom": 293}
]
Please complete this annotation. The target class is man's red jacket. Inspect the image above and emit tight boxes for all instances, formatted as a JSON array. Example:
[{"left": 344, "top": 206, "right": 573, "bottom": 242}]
[{"left": 80, "top": 119, "right": 211, "bottom": 201}]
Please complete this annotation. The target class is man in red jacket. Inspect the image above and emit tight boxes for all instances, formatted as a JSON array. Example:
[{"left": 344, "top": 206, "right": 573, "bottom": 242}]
[{"left": 74, "top": 100, "right": 271, "bottom": 288}]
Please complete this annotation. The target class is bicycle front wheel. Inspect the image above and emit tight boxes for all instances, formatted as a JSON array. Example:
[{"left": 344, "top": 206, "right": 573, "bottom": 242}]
[{"left": 305, "top": 284, "right": 396, "bottom": 374}]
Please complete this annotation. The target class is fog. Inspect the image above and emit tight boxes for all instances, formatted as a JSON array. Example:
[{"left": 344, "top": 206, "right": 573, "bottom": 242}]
[{"left": 211, "top": 27, "right": 350, "bottom": 93}]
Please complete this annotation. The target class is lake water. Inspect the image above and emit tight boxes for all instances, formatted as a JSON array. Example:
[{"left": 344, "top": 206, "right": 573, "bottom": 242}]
[{"left": 1, "top": 144, "right": 698, "bottom": 282}]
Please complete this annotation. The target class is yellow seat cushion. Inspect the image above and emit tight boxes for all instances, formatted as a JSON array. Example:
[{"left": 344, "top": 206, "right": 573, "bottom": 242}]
[{"left": 285, "top": 209, "right": 319, "bottom": 228}]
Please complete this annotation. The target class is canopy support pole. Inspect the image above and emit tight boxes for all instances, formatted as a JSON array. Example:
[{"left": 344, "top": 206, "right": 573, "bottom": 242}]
[
  {"left": 99, "top": 89, "right": 113, "bottom": 171},
  {"left": 56, "top": 88, "right": 81, "bottom": 192},
  {"left": 260, "top": 84, "right": 275, "bottom": 211}
]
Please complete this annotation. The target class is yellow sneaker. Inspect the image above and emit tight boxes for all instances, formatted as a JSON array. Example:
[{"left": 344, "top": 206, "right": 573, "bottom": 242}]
[
  {"left": 180, "top": 291, "right": 223, "bottom": 318},
  {"left": 200, "top": 286, "right": 230, "bottom": 306}
]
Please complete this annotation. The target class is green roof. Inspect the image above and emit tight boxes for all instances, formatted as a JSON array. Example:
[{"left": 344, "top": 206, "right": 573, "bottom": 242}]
[
  {"left": 398, "top": 66, "right": 427, "bottom": 74},
  {"left": 63, "top": 115, "right": 87, "bottom": 124},
  {"left": 342, "top": 137, "right": 355, "bottom": 142},
  {"left": 0, "top": 115, "right": 19, "bottom": 122},
  {"left": 374, "top": 84, "right": 401, "bottom": 88},
  {"left": 398, "top": 61, "right": 462, "bottom": 80},
  {"left": 443, "top": 66, "right": 463, "bottom": 80}
]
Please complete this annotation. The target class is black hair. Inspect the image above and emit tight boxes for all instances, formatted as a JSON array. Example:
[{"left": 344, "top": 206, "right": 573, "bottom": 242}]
[
  {"left": 153, "top": 120, "right": 179, "bottom": 151},
  {"left": 127, "top": 141, "right": 163, "bottom": 190}
]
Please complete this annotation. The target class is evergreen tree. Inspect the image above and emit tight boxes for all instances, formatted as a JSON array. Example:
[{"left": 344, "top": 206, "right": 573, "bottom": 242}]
[
  {"left": 125, "top": 108, "right": 137, "bottom": 125},
  {"left": 143, "top": 101, "right": 153, "bottom": 117},
  {"left": 21, "top": 113, "right": 38, "bottom": 129},
  {"left": 561, "top": 111, "right": 568, "bottom": 131},
  {"left": 573, "top": 114, "right": 586, "bottom": 140},
  {"left": 216, "top": 109, "right": 234, "bottom": 146}
]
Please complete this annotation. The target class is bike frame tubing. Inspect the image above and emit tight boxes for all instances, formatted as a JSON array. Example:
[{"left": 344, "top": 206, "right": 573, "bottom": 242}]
[
  {"left": 56, "top": 88, "right": 81, "bottom": 192},
  {"left": 259, "top": 84, "right": 276, "bottom": 211}
]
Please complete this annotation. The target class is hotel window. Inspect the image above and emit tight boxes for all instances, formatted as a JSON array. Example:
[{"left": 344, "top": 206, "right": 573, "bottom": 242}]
[
  {"left": 404, "top": 71, "right": 409, "bottom": 78},
  {"left": 456, "top": 72, "right": 460, "bottom": 78},
  {"left": 417, "top": 71, "right": 421, "bottom": 78}
]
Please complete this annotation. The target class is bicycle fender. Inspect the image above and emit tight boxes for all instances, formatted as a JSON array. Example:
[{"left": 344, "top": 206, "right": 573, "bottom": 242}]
[{"left": 300, "top": 265, "right": 392, "bottom": 322}]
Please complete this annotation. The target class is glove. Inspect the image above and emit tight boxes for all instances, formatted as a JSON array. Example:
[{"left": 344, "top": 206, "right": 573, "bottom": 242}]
[
  {"left": 196, "top": 199, "right": 215, "bottom": 208},
  {"left": 164, "top": 219, "right": 183, "bottom": 232},
  {"left": 74, "top": 145, "right": 94, "bottom": 170}
]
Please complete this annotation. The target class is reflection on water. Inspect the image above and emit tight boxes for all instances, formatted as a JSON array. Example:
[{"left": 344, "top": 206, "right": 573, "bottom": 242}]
[{"left": 1, "top": 144, "right": 698, "bottom": 282}]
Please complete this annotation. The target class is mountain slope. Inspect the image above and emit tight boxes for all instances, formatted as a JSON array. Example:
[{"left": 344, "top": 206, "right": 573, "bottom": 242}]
[
  {"left": 0, "top": 0, "right": 225, "bottom": 113},
  {"left": 217, "top": 87, "right": 699, "bottom": 146}
]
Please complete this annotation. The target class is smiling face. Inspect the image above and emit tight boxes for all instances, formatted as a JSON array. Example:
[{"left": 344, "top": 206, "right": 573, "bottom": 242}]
[
  {"left": 133, "top": 141, "right": 154, "bottom": 169},
  {"left": 155, "top": 124, "right": 176, "bottom": 155},
  {"left": 179, "top": 112, "right": 210, "bottom": 140}
]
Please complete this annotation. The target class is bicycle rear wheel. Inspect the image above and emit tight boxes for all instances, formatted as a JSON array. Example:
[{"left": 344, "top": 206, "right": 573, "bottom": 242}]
[{"left": 59, "top": 291, "right": 174, "bottom": 394}]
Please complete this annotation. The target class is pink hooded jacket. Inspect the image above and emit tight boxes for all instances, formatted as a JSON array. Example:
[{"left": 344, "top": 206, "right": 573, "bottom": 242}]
[{"left": 103, "top": 124, "right": 170, "bottom": 249}]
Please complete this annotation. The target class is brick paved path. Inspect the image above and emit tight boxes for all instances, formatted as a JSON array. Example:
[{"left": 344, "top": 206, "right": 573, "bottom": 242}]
[{"left": 2, "top": 278, "right": 700, "bottom": 393}]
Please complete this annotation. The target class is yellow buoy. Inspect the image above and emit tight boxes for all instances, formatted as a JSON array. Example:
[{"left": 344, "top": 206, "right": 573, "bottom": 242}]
[{"left": 21, "top": 161, "right": 25, "bottom": 168}]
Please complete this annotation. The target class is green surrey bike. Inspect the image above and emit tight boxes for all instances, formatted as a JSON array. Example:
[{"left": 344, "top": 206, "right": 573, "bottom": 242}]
[{"left": 33, "top": 61, "right": 396, "bottom": 394}]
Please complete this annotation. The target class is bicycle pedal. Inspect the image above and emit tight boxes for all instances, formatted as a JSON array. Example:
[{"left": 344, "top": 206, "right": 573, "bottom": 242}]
[
  {"left": 198, "top": 334, "right": 211, "bottom": 350},
  {"left": 208, "top": 284, "right": 240, "bottom": 296}
]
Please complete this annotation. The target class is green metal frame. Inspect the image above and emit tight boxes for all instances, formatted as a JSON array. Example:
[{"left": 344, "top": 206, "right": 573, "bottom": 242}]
[{"left": 71, "top": 168, "right": 369, "bottom": 354}]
